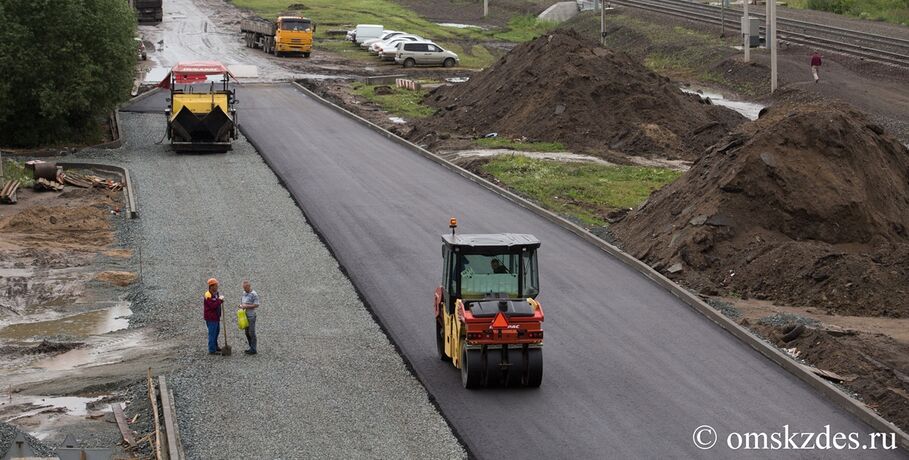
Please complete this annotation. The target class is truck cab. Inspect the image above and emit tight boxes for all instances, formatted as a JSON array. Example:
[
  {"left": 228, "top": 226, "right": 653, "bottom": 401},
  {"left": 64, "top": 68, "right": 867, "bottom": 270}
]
[
  {"left": 434, "top": 219, "right": 544, "bottom": 388},
  {"left": 275, "top": 16, "right": 314, "bottom": 56}
]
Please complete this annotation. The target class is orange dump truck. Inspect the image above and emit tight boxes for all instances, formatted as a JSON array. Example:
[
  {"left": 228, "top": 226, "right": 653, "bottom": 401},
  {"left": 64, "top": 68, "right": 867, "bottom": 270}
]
[{"left": 241, "top": 16, "right": 314, "bottom": 57}]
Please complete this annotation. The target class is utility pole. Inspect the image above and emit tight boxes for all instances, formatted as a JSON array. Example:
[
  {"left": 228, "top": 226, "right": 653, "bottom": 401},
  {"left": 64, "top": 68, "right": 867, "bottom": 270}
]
[
  {"left": 484, "top": 0, "right": 488, "bottom": 17},
  {"left": 743, "top": 0, "right": 750, "bottom": 62},
  {"left": 720, "top": 0, "right": 726, "bottom": 37},
  {"left": 765, "top": 0, "right": 771, "bottom": 49},
  {"left": 770, "top": 0, "right": 778, "bottom": 92},
  {"left": 600, "top": 0, "right": 606, "bottom": 45}
]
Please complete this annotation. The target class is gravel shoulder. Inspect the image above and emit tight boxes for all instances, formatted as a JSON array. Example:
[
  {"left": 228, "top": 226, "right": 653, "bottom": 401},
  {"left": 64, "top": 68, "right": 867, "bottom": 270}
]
[{"left": 101, "top": 112, "right": 464, "bottom": 459}]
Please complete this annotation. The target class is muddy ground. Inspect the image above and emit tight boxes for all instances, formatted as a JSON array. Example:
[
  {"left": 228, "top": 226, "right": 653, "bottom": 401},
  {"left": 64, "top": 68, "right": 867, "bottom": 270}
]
[{"left": 0, "top": 177, "right": 171, "bottom": 452}]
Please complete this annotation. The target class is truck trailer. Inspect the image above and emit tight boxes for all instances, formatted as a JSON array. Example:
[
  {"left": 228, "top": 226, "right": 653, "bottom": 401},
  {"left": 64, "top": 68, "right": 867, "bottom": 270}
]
[
  {"left": 130, "top": 0, "right": 162, "bottom": 22},
  {"left": 241, "top": 16, "right": 314, "bottom": 57}
]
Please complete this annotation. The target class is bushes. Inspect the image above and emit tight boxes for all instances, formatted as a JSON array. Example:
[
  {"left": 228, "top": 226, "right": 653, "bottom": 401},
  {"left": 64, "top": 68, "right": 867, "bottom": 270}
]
[
  {"left": 805, "top": 0, "right": 856, "bottom": 15},
  {"left": 795, "top": 0, "right": 909, "bottom": 24},
  {"left": 0, "top": 0, "right": 136, "bottom": 147}
]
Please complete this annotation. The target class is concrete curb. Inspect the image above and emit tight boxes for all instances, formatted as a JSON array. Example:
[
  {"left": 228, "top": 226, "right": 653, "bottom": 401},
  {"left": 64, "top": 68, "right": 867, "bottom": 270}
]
[
  {"left": 85, "top": 111, "right": 124, "bottom": 150},
  {"left": 128, "top": 87, "right": 164, "bottom": 106},
  {"left": 58, "top": 162, "right": 139, "bottom": 219},
  {"left": 289, "top": 81, "right": 909, "bottom": 450}
]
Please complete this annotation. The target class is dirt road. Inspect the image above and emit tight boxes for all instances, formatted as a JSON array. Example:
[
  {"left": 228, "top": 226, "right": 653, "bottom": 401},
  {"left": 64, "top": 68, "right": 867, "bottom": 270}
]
[
  {"left": 139, "top": 0, "right": 297, "bottom": 83},
  {"left": 234, "top": 84, "right": 902, "bottom": 458}
]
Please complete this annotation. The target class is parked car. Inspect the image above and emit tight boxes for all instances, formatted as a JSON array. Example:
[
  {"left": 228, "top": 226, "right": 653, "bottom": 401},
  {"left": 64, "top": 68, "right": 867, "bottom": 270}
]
[
  {"left": 351, "top": 24, "right": 383, "bottom": 44},
  {"left": 377, "top": 37, "right": 422, "bottom": 60},
  {"left": 394, "top": 41, "right": 459, "bottom": 68},
  {"left": 360, "top": 30, "right": 402, "bottom": 49},
  {"left": 369, "top": 34, "right": 422, "bottom": 54}
]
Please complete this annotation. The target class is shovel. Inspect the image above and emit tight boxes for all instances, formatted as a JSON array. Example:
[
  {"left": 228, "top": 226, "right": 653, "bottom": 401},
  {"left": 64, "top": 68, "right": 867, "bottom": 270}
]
[{"left": 220, "top": 305, "right": 232, "bottom": 356}]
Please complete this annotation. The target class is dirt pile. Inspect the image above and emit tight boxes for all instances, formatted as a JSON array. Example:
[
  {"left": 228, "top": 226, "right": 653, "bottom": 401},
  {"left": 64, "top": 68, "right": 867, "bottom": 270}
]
[
  {"left": 611, "top": 102, "right": 909, "bottom": 317},
  {"left": 95, "top": 271, "right": 138, "bottom": 286},
  {"left": 1, "top": 205, "right": 113, "bottom": 248},
  {"left": 753, "top": 322, "right": 909, "bottom": 432},
  {"left": 415, "top": 30, "right": 744, "bottom": 160}
]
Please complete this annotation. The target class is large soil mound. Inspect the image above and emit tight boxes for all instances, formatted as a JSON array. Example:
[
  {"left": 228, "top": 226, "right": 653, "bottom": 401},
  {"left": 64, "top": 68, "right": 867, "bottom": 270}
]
[
  {"left": 611, "top": 103, "right": 909, "bottom": 317},
  {"left": 415, "top": 30, "right": 744, "bottom": 160}
]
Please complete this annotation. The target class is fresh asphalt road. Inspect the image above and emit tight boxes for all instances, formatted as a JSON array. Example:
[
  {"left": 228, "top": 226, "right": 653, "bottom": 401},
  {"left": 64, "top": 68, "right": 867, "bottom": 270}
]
[{"left": 234, "top": 85, "right": 901, "bottom": 459}]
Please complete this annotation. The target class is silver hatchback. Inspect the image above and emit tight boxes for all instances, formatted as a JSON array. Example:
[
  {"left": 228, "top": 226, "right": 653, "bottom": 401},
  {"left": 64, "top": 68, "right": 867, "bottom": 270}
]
[{"left": 394, "top": 41, "right": 459, "bottom": 68}]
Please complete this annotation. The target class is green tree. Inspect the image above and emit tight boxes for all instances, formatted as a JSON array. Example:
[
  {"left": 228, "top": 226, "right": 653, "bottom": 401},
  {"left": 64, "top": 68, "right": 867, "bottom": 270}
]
[{"left": 0, "top": 0, "right": 136, "bottom": 147}]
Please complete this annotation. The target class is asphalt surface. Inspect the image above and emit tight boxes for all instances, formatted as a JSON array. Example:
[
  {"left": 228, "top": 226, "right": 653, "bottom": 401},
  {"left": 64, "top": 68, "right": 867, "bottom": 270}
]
[
  {"left": 96, "top": 111, "right": 464, "bottom": 459},
  {"left": 227, "top": 84, "right": 905, "bottom": 459}
]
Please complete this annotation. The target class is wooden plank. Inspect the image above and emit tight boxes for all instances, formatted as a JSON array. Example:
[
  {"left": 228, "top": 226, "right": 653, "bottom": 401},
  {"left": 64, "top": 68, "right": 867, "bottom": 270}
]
[
  {"left": 158, "top": 375, "right": 182, "bottom": 460},
  {"left": 112, "top": 403, "right": 137, "bottom": 447},
  {"left": 147, "top": 367, "right": 164, "bottom": 460},
  {"left": 169, "top": 389, "right": 186, "bottom": 460}
]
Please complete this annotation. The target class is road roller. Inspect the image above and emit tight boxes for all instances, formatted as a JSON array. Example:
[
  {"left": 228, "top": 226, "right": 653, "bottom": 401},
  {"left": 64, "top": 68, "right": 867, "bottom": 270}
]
[
  {"left": 160, "top": 61, "right": 238, "bottom": 153},
  {"left": 434, "top": 218, "right": 544, "bottom": 389}
]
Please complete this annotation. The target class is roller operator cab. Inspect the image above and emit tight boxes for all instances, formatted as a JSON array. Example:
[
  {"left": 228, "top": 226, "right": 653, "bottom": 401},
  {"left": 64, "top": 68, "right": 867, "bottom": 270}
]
[
  {"left": 434, "top": 218, "right": 544, "bottom": 389},
  {"left": 160, "top": 61, "right": 238, "bottom": 153}
]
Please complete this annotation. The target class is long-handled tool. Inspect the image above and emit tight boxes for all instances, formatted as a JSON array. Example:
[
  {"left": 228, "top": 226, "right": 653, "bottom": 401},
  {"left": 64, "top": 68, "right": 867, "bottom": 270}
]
[{"left": 221, "top": 304, "right": 232, "bottom": 356}]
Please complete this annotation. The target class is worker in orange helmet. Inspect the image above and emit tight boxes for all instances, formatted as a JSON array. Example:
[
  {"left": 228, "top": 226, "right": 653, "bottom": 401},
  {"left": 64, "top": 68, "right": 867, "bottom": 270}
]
[{"left": 204, "top": 278, "right": 225, "bottom": 354}]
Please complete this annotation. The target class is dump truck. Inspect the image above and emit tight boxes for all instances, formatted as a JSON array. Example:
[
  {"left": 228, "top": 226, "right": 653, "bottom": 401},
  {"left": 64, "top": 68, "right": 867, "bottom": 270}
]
[
  {"left": 160, "top": 61, "right": 238, "bottom": 153},
  {"left": 434, "top": 218, "right": 545, "bottom": 388},
  {"left": 241, "top": 16, "right": 314, "bottom": 57},
  {"left": 130, "top": 0, "right": 162, "bottom": 22}
]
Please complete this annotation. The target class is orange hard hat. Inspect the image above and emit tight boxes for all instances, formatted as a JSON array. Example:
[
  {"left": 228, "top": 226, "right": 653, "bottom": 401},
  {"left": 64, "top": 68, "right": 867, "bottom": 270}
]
[{"left": 207, "top": 278, "right": 218, "bottom": 286}]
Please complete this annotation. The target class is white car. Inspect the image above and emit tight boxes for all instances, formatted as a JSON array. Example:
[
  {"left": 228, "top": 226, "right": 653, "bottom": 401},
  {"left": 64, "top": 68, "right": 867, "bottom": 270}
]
[
  {"left": 377, "top": 37, "right": 421, "bottom": 60},
  {"left": 370, "top": 34, "right": 422, "bottom": 55},
  {"left": 360, "top": 31, "right": 402, "bottom": 49},
  {"left": 351, "top": 24, "right": 383, "bottom": 44}
]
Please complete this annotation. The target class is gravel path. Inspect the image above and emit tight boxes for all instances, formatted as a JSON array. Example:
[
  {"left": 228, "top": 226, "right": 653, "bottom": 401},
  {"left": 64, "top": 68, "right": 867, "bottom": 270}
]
[
  {"left": 76, "top": 112, "right": 464, "bottom": 459},
  {"left": 0, "top": 422, "right": 55, "bottom": 458}
]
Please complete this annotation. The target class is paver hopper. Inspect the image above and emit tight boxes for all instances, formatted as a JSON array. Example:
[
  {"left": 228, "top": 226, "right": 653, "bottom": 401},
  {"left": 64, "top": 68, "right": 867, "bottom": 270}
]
[{"left": 160, "top": 61, "right": 238, "bottom": 153}]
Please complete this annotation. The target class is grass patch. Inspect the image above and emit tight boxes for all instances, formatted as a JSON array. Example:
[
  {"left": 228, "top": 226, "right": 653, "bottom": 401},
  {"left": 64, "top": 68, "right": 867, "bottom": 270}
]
[
  {"left": 351, "top": 83, "right": 435, "bottom": 118},
  {"left": 562, "top": 13, "right": 764, "bottom": 96},
  {"left": 317, "top": 40, "right": 380, "bottom": 61},
  {"left": 439, "top": 43, "right": 498, "bottom": 68},
  {"left": 476, "top": 137, "right": 566, "bottom": 152},
  {"left": 480, "top": 156, "right": 681, "bottom": 226},
  {"left": 788, "top": 0, "right": 909, "bottom": 25},
  {"left": 2, "top": 158, "right": 35, "bottom": 187},
  {"left": 493, "top": 15, "right": 559, "bottom": 42}
]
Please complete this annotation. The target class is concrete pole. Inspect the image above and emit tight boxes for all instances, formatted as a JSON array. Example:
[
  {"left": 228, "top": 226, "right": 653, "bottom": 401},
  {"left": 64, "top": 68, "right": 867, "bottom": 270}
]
[
  {"left": 720, "top": 0, "right": 726, "bottom": 37},
  {"left": 601, "top": 0, "right": 606, "bottom": 45},
  {"left": 743, "top": 0, "right": 750, "bottom": 62},
  {"left": 770, "top": 0, "right": 778, "bottom": 92},
  {"left": 484, "top": 0, "right": 488, "bottom": 17},
  {"left": 765, "top": 0, "right": 771, "bottom": 49}
]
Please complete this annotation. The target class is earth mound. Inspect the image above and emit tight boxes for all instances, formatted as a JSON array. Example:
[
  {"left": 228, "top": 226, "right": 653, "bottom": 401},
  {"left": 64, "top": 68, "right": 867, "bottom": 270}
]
[
  {"left": 611, "top": 102, "right": 909, "bottom": 317},
  {"left": 415, "top": 29, "right": 744, "bottom": 160}
]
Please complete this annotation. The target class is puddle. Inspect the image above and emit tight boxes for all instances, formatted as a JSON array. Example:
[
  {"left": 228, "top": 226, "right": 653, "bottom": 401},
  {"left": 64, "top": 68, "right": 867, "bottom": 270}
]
[
  {"left": 1, "top": 396, "right": 104, "bottom": 422},
  {"left": 450, "top": 148, "right": 615, "bottom": 165},
  {"left": 228, "top": 64, "right": 258, "bottom": 78},
  {"left": 0, "top": 302, "right": 131, "bottom": 340},
  {"left": 681, "top": 88, "right": 764, "bottom": 120},
  {"left": 144, "top": 66, "right": 170, "bottom": 83},
  {"left": 0, "top": 267, "right": 34, "bottom": 277},
  {"left": 436, "top": 22, "right": 485, "bottom": 29}
]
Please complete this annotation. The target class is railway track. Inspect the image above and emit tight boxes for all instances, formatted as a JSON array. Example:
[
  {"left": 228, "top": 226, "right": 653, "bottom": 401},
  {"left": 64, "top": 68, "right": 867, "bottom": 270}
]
[{"left": 606, "top": 0, "right": 909, "bottom": 67}]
